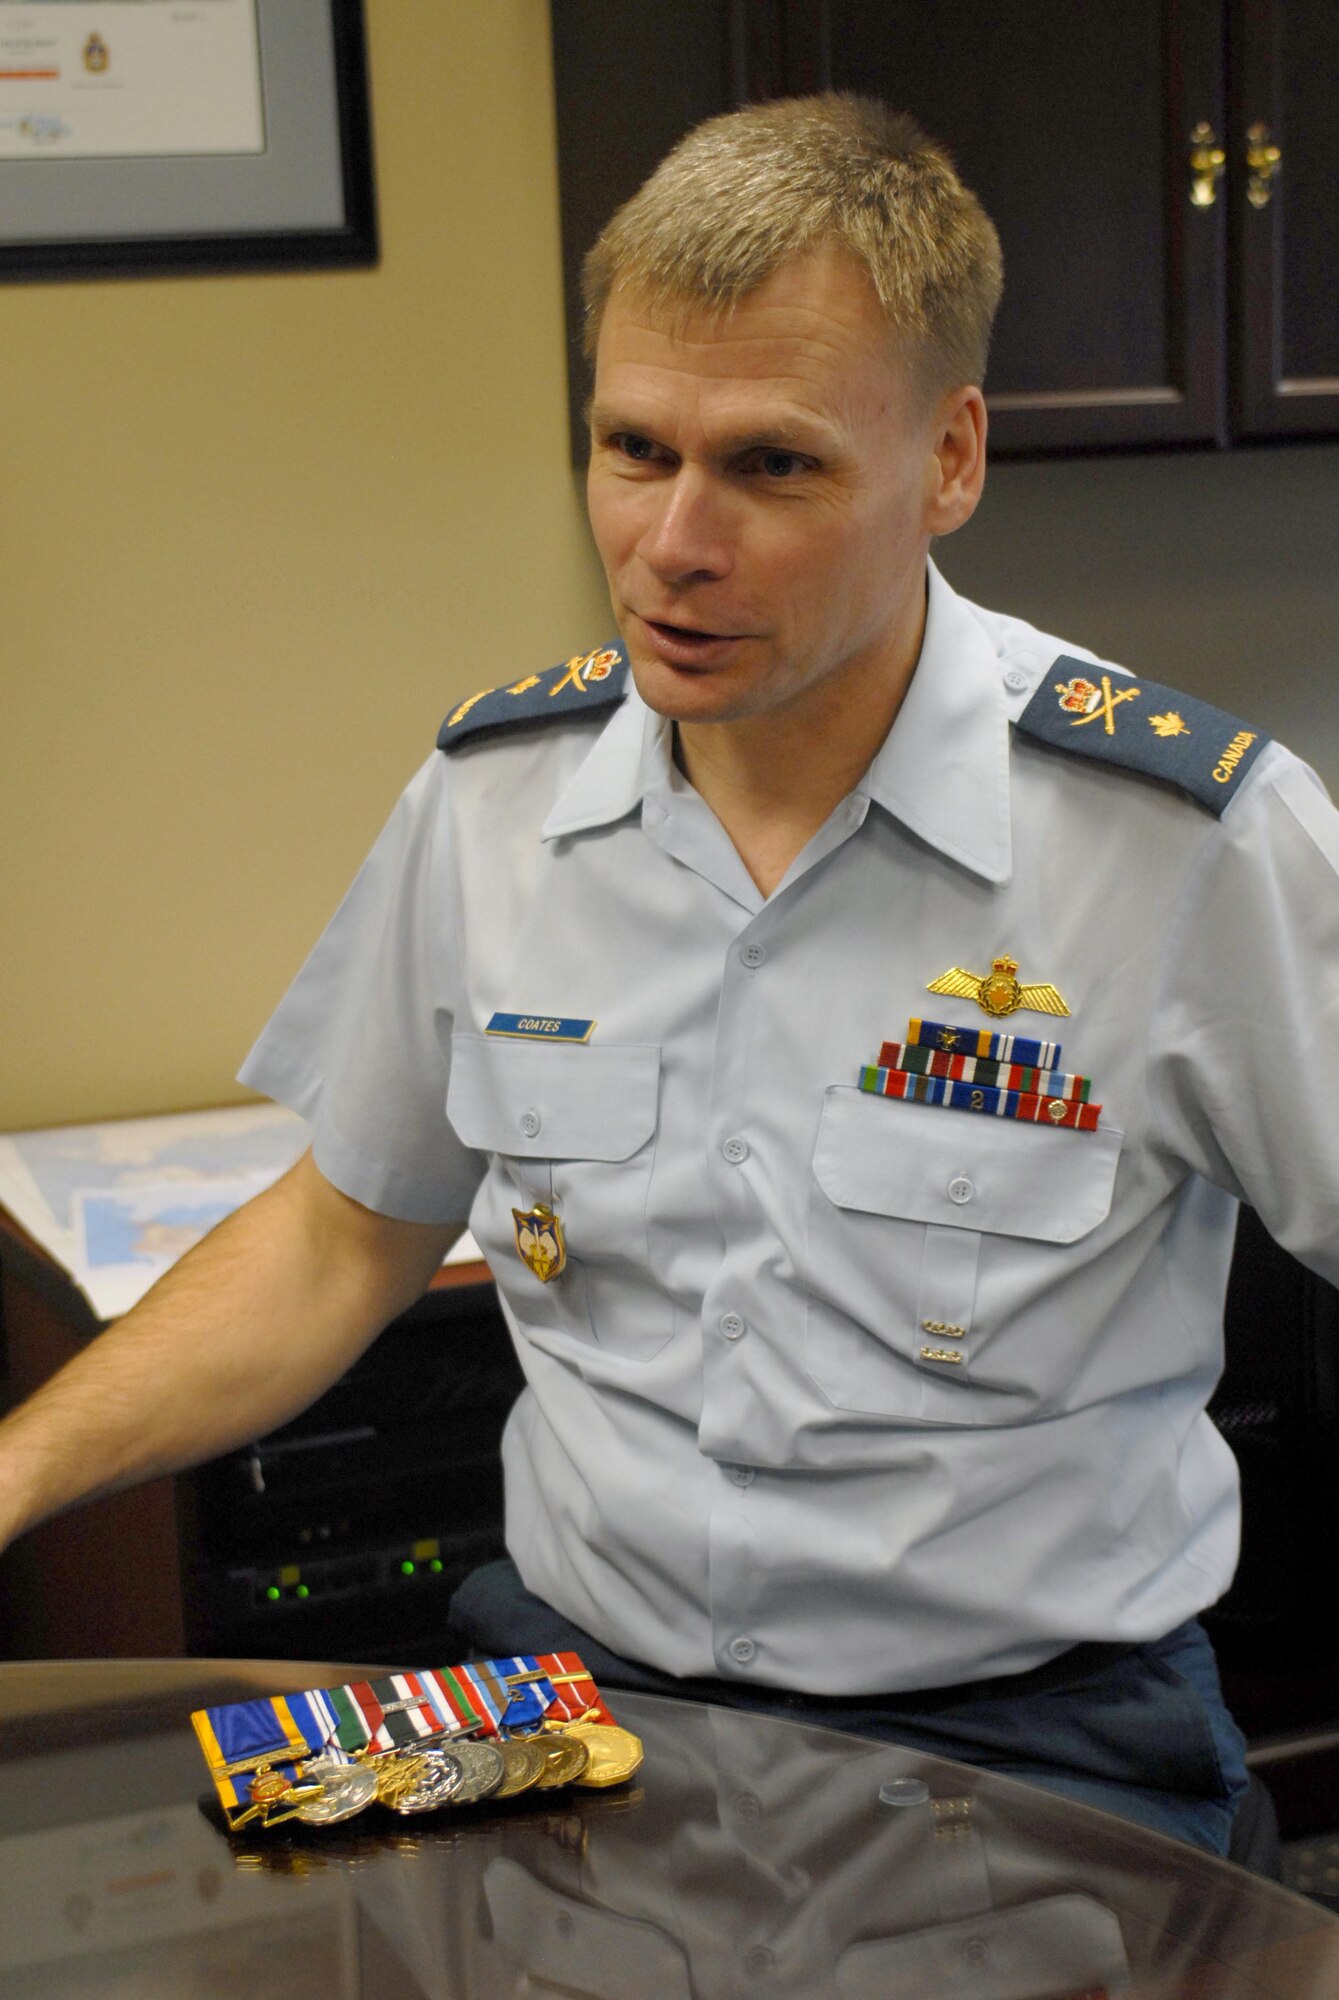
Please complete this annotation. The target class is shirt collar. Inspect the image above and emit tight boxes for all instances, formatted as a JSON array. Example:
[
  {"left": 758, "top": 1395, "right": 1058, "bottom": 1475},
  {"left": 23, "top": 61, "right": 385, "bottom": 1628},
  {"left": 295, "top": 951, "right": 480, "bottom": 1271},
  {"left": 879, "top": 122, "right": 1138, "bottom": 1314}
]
[
  {"left": 861, "top": 559, "right": 1013, "bottom": 884},
  {"left": 542, "top": 561, "right": 1013, "bottom": 883},
  {"left": 541, "top": 681, "right": 668, "bottom": 839}
]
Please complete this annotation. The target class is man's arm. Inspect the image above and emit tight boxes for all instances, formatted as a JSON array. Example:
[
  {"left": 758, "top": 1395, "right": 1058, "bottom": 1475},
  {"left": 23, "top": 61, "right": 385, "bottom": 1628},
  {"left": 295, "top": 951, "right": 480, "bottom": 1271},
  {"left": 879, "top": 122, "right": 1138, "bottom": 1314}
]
[{"left": 0, "top": 1149, "right": 463, "bottom": 1553}]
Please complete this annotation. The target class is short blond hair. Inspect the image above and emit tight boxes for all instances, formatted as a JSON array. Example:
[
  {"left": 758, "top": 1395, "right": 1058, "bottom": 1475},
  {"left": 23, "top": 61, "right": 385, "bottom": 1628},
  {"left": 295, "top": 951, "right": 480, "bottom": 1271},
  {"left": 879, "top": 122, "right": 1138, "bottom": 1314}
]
[{"left": 582, "top": 94, "right": 1003, "bottom": 394}]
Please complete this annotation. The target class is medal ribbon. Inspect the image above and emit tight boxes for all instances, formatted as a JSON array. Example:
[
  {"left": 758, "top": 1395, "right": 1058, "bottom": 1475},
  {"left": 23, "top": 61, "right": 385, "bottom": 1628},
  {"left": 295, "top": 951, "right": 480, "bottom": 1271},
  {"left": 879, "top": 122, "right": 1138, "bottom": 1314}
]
[
  {"left": 487, "top": 1653, "right": 557, "bottom": 1731},
  {"left": 371, "top": 1672, "right": 443, "bottom": 1747},
  {"left": 289, "top": 1686, "right": 349, "bottom": 1761},
  {"left": 860, "top": 1064, "right": 1101, "bottom": 1131},
  {"left": 879, "top": 1040, "right": 1091, "bottom": 1102},
  {"left": 325, "top": 1682, "right": 375, "bottom": 1755},
  {"left": 420, "top": 1664, "right": 486, "bottom": 1736},
  {"left": 190, "top": 1694, "right": 311, "bottom": 1809},
  {"left": 535, "top": 1651, "right": 615, "bottom": 1725},
  {"left": 339, "top": 1674, "right": 438, "bottom": 1752},
  {"left": 457, "top": 1658, "right": 514, "bottom": 1735},
  {"left": 344, "top": 1678, "right": 388, "bottom": 1747},
  {"left": 906, "top": 1017, "right": 1062, "bottom": 1070}
]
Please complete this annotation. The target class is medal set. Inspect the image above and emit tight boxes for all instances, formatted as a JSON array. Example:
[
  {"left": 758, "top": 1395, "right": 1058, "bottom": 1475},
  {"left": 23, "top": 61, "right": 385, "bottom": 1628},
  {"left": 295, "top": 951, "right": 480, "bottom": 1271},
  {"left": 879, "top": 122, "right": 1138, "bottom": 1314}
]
[
  {"left": 192, "top": 1652, "right": 643, "bottom": 1834},
  {"left": 859, "top": 1017, "right": 1103, "bottom": 1133},
  {"left": 857, "top": 955, "right": 1103, "bottom": 1131}
]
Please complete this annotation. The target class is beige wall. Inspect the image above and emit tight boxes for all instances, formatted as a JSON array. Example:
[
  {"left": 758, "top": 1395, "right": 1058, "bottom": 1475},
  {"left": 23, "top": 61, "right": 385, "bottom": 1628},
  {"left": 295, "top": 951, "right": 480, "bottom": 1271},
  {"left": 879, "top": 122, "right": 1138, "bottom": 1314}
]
[{"left": 3, "top": 0, "right": 609, "bottom": 1132}]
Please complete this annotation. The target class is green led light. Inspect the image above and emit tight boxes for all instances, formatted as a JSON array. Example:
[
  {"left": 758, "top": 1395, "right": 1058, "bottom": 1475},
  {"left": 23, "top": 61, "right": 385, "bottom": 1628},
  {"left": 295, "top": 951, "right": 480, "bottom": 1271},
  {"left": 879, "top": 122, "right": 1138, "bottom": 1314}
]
[
  {"left": 266, "top": 1585, "right": 281, "bottom": 1602},
  {"left": 430, "top": 1559, "right": 443, "bottom": 1574},
  {"left": 401, "top": 1560, "right": 416, "bottom": 1576},
  {"left": 296, "top": 1584, "right": 310, "bottom": 1600}
]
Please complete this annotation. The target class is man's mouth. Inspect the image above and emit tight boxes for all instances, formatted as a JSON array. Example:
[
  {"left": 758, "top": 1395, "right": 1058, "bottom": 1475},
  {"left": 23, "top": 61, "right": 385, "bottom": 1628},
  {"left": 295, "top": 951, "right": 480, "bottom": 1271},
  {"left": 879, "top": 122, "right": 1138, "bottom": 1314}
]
[{"left": 638, "top": 616, "right": 746, "bottom": 667}]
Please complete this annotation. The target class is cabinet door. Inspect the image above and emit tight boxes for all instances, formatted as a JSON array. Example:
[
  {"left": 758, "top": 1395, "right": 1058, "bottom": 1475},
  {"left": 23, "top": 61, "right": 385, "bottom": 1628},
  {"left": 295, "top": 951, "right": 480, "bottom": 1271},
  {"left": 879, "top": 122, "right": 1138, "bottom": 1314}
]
[
  {"left": 550, "top": 2, "right": 734, "bottom": 463},
  {"left": 550, "top": 0, "right": 1230, "bottom": 458},
  {"left": 817, "top": 0, "right": 1227, "bottom": 452},
  {"left": 1231, "top": 0, "right": 1339, "bottom": 438}
]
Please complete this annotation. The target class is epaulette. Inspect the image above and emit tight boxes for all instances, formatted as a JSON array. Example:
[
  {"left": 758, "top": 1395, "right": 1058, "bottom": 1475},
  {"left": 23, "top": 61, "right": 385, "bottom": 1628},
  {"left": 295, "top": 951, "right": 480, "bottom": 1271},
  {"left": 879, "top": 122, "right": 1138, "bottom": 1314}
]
[
  {"left": 1015, "top": 655, "right": 1270, "bottom": 816},
  {"left": 437, "top": 643, "right": 629, "bottom": 752}
]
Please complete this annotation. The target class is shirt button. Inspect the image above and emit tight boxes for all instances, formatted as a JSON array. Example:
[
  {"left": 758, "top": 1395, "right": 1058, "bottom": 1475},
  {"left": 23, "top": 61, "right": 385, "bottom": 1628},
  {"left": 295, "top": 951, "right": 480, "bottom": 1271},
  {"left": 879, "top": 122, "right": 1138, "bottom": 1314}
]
[
  {"left": 948, "top": 1175, "right": 974, "bottom": 1204},
  {"left": 722, "top": 1136, "right": 750, "bottom": 1164},
  {"left": 720, "top": 1312, "right": 746, "bottom": 1340},
  {"left": 1003, "top": 666, "right": 1030, "bottom": 693},
  {"left": 730, "top": 1636, "right": 756, "bottom": 1665},
  {"left": 730, "top": 1465, "right": 755, "bottom": 1488},
  {"left": 744, "top": 1945, "right": 776, "bottom": 1975},
  {"left": 740, "top": 942, "right": 767, "bottom": 968},
  {"left": 519, "top": 1108, "right": 542, "bottom": 1138}
]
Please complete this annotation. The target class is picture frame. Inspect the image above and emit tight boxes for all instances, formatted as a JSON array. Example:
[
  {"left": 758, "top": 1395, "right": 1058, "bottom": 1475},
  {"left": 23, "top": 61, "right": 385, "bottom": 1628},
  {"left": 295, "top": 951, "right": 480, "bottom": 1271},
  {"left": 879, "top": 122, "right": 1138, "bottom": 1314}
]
[{"left": 0, "top": 0, "right": 377, "bottom": 280}]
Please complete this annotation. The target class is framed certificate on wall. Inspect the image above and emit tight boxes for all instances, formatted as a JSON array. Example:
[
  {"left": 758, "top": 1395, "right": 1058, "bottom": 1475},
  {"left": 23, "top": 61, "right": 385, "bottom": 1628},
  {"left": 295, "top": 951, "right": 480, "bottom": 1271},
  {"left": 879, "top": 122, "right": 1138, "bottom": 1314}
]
[{"left": 0, "top": 0, "right": 376, "bottom": 277}]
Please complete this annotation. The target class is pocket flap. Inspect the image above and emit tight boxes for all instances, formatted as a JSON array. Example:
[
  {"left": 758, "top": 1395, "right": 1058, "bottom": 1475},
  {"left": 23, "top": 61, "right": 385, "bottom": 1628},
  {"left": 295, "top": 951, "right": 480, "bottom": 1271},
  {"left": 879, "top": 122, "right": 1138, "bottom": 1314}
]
[
  {"left": 814, "top": 1086, "right": 1121, "bottom": 1244},
  {"left": 448, "top": 1032, "right": 659, "bottom": 1160}
]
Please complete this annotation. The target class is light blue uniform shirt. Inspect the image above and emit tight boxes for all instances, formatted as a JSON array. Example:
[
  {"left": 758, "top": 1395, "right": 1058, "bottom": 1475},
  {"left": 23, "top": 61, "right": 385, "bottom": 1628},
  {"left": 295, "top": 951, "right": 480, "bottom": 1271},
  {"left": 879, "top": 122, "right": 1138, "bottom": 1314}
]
[{"left": 240, "top": 564, "right": 1339, "bottom": 1693}]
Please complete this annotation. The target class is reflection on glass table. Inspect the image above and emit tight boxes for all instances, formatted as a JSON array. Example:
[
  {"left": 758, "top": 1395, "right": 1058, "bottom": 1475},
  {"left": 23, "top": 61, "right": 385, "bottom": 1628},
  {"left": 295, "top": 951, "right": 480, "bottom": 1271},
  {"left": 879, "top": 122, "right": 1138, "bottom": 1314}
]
[{"left": 1, "top": 1659, "right": 1337, "bottom": 1998}]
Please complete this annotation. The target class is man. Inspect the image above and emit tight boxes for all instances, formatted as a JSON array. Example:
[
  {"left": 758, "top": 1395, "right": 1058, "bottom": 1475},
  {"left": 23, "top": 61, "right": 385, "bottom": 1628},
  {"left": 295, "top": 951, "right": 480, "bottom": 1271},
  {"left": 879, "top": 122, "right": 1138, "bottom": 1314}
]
[{"left": 2, "top": 96, "right": 1336, "bottom": 1855}]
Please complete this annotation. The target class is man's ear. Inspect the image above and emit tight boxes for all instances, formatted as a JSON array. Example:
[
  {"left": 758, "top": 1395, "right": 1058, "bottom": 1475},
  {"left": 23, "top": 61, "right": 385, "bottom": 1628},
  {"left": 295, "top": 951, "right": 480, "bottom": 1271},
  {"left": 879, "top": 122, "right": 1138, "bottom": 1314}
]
[{"left": 925, "top": 385, "right": 987, "bottom": 537}]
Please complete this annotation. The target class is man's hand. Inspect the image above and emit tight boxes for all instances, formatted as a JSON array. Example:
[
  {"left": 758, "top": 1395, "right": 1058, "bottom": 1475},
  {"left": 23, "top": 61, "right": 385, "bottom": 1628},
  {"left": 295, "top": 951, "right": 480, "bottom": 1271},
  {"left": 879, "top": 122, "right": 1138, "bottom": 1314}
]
[{"left": 0, "top": 1149, "right": 463, "bottom": 1553}]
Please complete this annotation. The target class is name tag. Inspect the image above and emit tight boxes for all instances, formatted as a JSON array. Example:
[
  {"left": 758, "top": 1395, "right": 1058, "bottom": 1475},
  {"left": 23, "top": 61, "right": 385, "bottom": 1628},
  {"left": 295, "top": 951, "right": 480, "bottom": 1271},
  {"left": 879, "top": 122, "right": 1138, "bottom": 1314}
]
[{"left": 485, "top": 1012, "right": 595, "bottom": 1043}]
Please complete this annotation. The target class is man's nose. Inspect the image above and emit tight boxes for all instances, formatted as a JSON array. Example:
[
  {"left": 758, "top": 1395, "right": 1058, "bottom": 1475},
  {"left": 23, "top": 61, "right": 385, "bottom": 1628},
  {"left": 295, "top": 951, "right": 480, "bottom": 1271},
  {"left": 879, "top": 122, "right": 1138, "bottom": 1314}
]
[{"left": 638, "top": 469, "right": 732, "bottom": 586}]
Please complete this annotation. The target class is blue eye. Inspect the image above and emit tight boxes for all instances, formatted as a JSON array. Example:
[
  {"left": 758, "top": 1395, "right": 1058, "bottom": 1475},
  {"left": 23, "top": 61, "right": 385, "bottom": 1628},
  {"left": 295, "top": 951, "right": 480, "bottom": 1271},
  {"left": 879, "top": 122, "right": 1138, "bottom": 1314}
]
[{"left": 759, "top": 450, "right": 802, "bottom": 478}]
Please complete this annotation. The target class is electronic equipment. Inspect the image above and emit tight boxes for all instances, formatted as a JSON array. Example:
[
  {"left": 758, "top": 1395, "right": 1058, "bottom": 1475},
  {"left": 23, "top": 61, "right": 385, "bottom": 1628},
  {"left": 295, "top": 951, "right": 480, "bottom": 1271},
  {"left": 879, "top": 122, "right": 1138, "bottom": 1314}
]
[{"left": 180, "top": 1278, "right": 525, "bottom": 1662}]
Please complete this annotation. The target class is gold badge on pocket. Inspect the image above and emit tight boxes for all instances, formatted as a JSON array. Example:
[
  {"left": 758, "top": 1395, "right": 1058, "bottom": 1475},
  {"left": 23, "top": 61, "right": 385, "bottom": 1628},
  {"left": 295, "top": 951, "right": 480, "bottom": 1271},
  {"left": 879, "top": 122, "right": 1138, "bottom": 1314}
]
[{"left": 513, "top": 1203, "right": 566, "bottom": 1282}]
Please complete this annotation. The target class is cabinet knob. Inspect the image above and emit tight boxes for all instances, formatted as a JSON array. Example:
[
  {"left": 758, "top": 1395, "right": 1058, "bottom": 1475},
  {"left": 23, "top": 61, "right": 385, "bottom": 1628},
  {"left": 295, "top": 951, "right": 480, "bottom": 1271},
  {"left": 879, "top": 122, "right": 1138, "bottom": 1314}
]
[
  {"left": 1188, "top": 121, "right": 1226, "bottom": 208},
  {"left": 1245, "top": 122, "right": 1282, "bottom": 210}
]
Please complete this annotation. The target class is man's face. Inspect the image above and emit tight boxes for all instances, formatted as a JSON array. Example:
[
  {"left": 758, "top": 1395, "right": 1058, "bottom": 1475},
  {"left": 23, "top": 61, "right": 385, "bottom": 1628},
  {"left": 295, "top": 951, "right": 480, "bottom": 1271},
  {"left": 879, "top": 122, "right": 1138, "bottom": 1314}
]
[{"left": 586, "top": 246, "right": 948, "bottom": 731}]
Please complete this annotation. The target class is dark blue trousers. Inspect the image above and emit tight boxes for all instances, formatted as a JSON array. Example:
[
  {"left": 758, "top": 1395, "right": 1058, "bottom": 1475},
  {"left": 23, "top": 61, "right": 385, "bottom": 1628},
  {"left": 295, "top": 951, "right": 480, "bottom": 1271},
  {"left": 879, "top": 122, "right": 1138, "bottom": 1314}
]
[{"left": 450, "top": 1557, "right": 1250, "bottom": 1855}]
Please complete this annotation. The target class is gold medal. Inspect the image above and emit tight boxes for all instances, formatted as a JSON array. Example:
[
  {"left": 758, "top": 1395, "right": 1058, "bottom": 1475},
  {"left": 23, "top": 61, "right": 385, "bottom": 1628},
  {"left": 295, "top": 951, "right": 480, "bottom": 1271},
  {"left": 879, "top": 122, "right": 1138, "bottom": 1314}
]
[
  {"left": 563, "top": 1721, "right": 644, "bottom": 1788},
  {"left": 534, "top": 1732, "right": 591, "bottom": 1788},
  {"left": 494, "top": 1735, "right": 549, "bottom": 1798}
]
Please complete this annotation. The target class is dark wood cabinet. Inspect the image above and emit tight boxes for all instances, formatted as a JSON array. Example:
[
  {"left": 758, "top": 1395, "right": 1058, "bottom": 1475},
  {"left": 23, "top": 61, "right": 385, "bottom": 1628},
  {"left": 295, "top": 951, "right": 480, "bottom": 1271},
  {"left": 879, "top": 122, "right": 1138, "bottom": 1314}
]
[
  {"left": 819, "top": 0, "right": 1226, "bottom": 454},
  {"left": 1231, "top": 0, "right": 1339, "bottom": 438},
  {"left": 551, "top": 0, "right": 1339, "bottom": 456}
]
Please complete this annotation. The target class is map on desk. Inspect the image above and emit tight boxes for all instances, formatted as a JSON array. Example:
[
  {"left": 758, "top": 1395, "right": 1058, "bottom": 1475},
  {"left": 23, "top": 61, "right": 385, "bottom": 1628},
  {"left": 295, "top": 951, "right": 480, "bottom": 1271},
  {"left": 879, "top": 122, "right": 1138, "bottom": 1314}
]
[{"left": 0, "top": 1105, "right": 482, "bottom": 1320}]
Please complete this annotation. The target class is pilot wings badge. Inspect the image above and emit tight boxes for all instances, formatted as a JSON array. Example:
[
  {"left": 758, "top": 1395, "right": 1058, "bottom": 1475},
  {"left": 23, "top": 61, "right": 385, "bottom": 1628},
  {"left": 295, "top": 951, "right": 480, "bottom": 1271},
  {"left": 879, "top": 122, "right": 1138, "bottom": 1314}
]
[
  {"left": 512, "top": 1203, "right": 567, "bottom": 1283},
  {"left": 927, "top": 955, "right": 1070, "bottom": 1020}
]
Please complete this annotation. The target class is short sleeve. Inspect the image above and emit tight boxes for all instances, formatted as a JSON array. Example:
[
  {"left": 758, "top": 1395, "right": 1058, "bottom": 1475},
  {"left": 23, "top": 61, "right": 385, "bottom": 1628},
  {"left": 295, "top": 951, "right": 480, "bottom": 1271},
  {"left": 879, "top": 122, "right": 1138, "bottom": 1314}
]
[
  {"left": 1149, "top": 749, "right": 1339, "bottom": 1281},
  {"left": 238, "top": 754, "right": 485, "bottom": 1223}
]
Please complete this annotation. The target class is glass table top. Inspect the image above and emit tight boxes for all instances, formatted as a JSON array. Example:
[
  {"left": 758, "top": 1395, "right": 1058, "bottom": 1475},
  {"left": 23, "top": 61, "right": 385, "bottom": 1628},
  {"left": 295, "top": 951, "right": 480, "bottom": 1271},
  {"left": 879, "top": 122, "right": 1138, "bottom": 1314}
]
[{"left": 1, "top": 1657, "right": 1337, "bottom": 1997}]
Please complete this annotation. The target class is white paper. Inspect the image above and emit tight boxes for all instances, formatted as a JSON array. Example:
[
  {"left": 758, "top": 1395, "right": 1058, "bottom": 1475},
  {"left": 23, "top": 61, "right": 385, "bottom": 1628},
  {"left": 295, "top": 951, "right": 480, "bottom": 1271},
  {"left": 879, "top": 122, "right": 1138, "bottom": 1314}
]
[{"left": 0, "top": 0, "right": 265, "bottom": 161}]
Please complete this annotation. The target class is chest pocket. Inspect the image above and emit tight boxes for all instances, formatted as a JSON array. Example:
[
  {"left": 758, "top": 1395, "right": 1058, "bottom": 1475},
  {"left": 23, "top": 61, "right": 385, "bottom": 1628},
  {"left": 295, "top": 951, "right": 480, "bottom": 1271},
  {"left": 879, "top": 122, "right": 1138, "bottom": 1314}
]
[
  {"left": 447, "top": 1032, "right": 669, "bottom": 1360},
  {"left": 805, "top": 1086, "right": 1122, "bottom": 1422}
]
